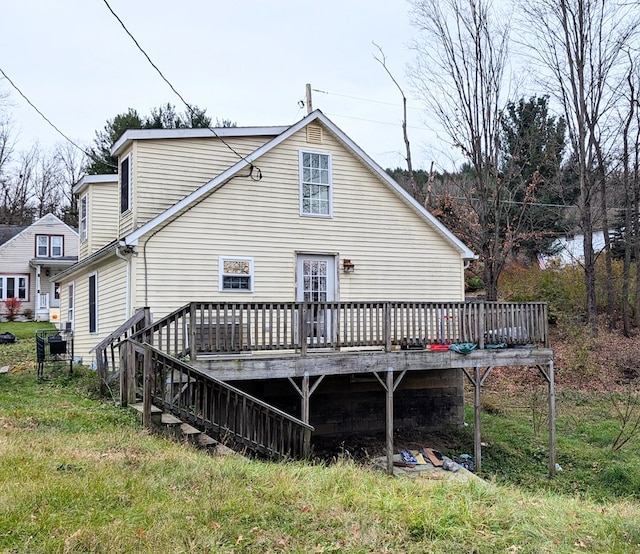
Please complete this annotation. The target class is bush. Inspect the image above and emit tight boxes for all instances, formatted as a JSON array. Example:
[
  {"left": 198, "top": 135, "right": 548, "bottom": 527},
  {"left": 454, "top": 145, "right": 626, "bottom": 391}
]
[
  {"left": 3, "top": 298, "right": 23, "bottom": 322},
  {"left": 22, "top": 308, "right": 33, "bottom": 321}
]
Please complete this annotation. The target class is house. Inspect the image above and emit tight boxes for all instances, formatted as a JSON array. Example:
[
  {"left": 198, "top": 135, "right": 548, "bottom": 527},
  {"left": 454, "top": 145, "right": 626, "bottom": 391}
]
[
  {"left": 56, "top": 111, "right": 554, "bottom": 470},
  {"left": 0, "top": 213, "right": 78, "bottom": 322}
]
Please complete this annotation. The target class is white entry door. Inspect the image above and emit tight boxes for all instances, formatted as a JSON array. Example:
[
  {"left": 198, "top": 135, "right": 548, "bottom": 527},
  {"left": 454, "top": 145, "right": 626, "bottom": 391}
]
[{"left": 296, "top": 255, "right": 337, "bottom": 345}]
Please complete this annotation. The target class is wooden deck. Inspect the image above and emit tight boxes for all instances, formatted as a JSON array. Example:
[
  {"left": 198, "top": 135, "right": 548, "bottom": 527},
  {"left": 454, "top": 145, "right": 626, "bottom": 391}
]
[{"left": 96, "top": 301, "right": 555, "bottom": 474}]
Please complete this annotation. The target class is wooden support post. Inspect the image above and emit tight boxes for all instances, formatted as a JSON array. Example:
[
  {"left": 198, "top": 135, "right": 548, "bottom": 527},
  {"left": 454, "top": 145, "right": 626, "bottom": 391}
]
[
  {"left": 474, "top": 366, "right": 482, "bottom": 473},
  {"left": 548, "top": 360, "right": 556, "bottom": 476},
  {"left": 143, "top": 344, "right": 153, "bottom": 428},
  {"left": 373, "top": 368, "right": 406, "bottom": 475},
  {"left": 288, "top": 373, "right": 325, "bottom": 425},
  {"left": 462, "top": 366, "right": 492, "bottom": 474},
  {"left": 302, "top": 374, "right": 310, "bottom": 423},
  {"left": 537, "top": 361, "right": 557, "bottom": 477},
  {"left": 386, "top": 368, "right": 394, "bottom": 475}
]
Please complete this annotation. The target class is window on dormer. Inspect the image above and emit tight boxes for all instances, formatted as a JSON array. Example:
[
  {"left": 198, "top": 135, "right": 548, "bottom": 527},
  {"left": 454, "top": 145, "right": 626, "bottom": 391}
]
[
  {"left": 80, "top": 194, "right": 88, "bottom": 242},
  {"left": 120, "top": 155, "right": 131, "bottom": 214}
]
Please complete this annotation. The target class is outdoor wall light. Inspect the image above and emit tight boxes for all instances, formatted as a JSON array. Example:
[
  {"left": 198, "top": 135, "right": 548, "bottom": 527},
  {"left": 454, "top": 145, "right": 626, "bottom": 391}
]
[{"left": 342, "top": 259, "right": 355, "bottom": 273}]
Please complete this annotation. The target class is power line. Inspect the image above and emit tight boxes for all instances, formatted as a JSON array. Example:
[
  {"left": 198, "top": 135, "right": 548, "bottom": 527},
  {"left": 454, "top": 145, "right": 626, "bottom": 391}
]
[
  {"left": 0, "top": 66, "right": 117, "bottom": 170},
  {"left": 324, "top": 111, "right": 430, "bottom": 131},
  {"left": 312, "top": 88, "right": 424, "bottom": 112},
  {"left": 101, "top": 0, "right": 262, "bottom": 181}
]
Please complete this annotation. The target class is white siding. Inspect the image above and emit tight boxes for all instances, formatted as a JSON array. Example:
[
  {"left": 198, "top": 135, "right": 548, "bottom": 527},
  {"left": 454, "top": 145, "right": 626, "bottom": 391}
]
[{"left": 0, "top": 215, "right": 78, "bottom": 317}]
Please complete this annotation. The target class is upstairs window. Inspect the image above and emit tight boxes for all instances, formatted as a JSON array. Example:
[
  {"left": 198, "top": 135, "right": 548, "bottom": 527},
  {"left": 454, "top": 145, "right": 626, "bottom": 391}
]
[
  {"left": 219, "top": 257, "right": 254, "bottom": 292},
  {"left": 80, "top": 194, "right": 88, "bottom": 242},
  {"left": 120, "top": 155, "right": 131, "bottom": 214},
  {"left": 36, "top": 235, "right": 64, "bottom": 257},
  {"left": 51, "top": 236, "right": 63, "bottom": 257},
  {"left": 36, "top": 235, "right": 49, "bottom": 257},
  {"left": 300, "top": 151, "right": 332, "bottom": 216}
]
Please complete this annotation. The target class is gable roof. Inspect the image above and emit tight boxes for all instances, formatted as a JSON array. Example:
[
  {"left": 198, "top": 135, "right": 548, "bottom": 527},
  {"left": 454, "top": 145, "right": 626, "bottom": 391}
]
[
  {"left": 122, "top": 110, "right": 476, "bottom": 260},
  {"left": 0, "top": 213, "right": 78, "bottom": 251}
]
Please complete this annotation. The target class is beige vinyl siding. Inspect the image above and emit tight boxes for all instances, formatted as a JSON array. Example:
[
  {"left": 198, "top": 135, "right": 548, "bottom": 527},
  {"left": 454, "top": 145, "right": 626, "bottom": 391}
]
[
  {"left": 0, "top": 216, "right": 78, "bottom": 316},
  {"left": 135, "top": 127, "right": 465, "bottom": 318},
  {"left": 133, "top": 136, "right": 272, "bottom": 229},
  {"left": 67, "top": 256, "right": 128, "bottom": 363},
  {"left": 79, "top": 181, "right": 119, "bottom": 260},
  {"left": 89, "top": 181, "right": 119, "bottom": 255}
]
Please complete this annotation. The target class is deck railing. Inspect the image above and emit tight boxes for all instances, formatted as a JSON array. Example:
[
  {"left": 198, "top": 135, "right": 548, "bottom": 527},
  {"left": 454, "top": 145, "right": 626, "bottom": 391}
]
[
  {"left": 134, "top": 301, "right": 549, "bottom": 358},
  {"left": 143, "top": 345, "right": 313, "bottom": 459}
]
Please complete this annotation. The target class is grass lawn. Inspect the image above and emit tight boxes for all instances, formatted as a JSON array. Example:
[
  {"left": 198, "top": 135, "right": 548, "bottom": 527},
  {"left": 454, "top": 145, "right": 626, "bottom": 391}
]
[{"left": 1, "top": 323, "right": 640, "bottom": 552}]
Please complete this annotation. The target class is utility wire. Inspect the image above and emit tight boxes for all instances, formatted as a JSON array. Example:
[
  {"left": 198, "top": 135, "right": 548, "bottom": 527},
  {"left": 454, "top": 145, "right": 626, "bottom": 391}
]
[
  {"left": 313, "top": 88, "right": 424, "bottom": 112},
  {"left": 101, "top": 0, "right": 262, "bottom": 180},
  {"left": 0, "top": 65, "right": 117, "bottom": 170}
]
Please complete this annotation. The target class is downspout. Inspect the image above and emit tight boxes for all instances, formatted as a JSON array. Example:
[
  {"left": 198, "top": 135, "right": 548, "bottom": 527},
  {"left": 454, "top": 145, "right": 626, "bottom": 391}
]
[{"left": 115, "top": 242, "right": 131, "bottom": 318}]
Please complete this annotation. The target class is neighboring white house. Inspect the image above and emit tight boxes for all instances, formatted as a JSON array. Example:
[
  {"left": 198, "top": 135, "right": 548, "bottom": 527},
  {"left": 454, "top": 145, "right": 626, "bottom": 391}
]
[
  {"left": 0, "top": 213, "right": 78, "bottom": 322},
  {"left": 546, "top": 231, "right": 607, "bottom": 266}
]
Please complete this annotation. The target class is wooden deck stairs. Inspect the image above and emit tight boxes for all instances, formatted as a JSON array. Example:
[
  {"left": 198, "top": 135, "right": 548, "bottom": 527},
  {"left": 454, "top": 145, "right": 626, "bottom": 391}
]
[{"left": 130, "top": 402, "right": 239, "bottom": 457}]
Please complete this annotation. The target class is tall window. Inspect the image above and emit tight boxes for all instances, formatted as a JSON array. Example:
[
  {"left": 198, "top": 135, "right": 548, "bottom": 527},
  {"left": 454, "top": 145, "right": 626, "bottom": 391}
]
[
  {"left": 80, "top": 194, "right": 88, "bottom": 242},
  {"left": 88, "top": 273, "right": 98, "bottom": 333},
  {"left": 0, "top": 276, "right": 28, "bottom": 300},
  {"left": 120, "top": 156, "right": 131, "bottom": 213},
  {"left": 219, "top": 257, "right": 254, "bottom": 292},
  {"left": 300, "top": 151, "right": 332, "bottom": 216},
  {"left": 67, "top": 282, "right": 74, "bottom": 328}
]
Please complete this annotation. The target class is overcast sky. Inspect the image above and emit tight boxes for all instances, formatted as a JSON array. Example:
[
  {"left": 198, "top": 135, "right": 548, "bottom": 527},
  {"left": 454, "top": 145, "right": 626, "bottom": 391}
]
[{"left": 0, "top": 0, "right": 459, "bottom": 173}]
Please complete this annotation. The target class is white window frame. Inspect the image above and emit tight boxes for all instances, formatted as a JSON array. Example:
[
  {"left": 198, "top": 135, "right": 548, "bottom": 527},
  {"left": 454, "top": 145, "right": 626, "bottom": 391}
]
[
  {"left": 299, "top": 150, "right": 333, "bottom": 217},
  {"left": 218, "top": 256, "right": 254, "bottom": 293},
  {"left": 0, "top": 275, "right": 29, "bottom": 301},
  {"left": 51, "top": 236, "right": 63, "bottom": 257},
  {"left": 36, "top": 235, "right": 49, "bottom": 257},
  {"left": 80, "top": 194, "right": 88, "bottom": 242},
  {"left": 36, "top": 235, "right": 64, "bottom": 257},
  {"left": 120, "top": 154, "right": 131, "bottom": 214},
  {"left": 67, "top": 282, "right": 75, "bottom": 329}
]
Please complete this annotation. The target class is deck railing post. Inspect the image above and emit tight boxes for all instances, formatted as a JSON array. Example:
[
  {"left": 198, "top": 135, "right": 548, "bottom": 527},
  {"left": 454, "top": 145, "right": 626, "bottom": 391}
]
[
  {"left": 119, "top": 342, "right": 128, "bottom": 406},
  {"left": 478, "top": 302, "right": 485, "bottom": 349},
  {"left": 384, "top": 302, "right": 392, "bottom": 352},
  {"left": 300, "top": 304, "right": 308, "bottom": 357},
  {"left": 190, "top": 302, "right": 197, "bottom": 361},
  {"left": 142, "top": 344, "right": 153, "bottom": 428}
]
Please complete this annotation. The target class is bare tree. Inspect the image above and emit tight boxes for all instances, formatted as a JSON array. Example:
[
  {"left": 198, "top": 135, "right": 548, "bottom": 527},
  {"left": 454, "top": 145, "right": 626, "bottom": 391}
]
[
  {"left": 55, "top": 142, "right": 86, "bottom": 225},
  {"left": 372, "top": 42, "right": 418, "bottom": 201},
  {"left": 409, "top": 0, "right": 514, "bottom": 300},
  {"left": 519, "top": 0, "right": 640, "bottom": 336}
]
